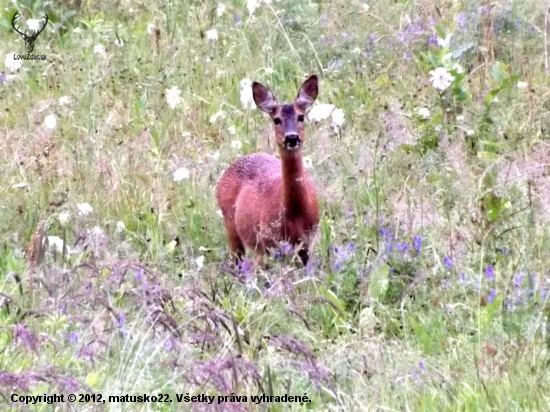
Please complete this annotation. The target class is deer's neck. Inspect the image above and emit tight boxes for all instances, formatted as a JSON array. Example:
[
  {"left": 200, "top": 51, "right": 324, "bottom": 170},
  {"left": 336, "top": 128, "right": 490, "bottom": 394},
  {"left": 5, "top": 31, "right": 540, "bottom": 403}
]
[{"left": 280, "top": 150, "right": 310, "bottom": 215}]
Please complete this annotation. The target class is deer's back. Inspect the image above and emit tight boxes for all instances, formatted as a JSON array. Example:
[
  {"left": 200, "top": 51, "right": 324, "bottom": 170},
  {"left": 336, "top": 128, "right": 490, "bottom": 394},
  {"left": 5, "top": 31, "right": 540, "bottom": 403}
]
[{"left": 216, "top": 153, "right": 282, "bottom": 216}]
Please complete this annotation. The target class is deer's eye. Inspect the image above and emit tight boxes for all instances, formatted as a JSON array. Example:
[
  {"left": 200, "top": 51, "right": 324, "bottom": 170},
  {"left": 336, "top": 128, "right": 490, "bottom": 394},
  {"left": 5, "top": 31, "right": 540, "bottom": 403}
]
[
  {"left": 273, "top": 118, "right": 282, "bottom": 125},
  {"left": 297, "top": 115, "right": 305, "bottom": 122}
]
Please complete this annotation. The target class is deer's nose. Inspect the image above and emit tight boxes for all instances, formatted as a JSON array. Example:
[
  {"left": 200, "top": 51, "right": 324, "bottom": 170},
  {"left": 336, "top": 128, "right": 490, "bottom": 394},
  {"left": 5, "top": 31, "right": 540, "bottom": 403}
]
[{"left": 284, "top": 134, "right": 300, "bottom": 148}]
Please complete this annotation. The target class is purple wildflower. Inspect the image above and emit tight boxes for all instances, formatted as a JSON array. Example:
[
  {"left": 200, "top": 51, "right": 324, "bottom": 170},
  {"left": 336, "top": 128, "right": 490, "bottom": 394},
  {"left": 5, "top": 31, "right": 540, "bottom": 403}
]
[
  {"left": 60, "top": 304, "right": 67, "bottom": 314},
  {"left": 118, "top": 312, "right": 125, "bottom": 327},
  {"left": 484, "top": 265, "right": 495, "bottom": 281},
  {"left": 428, "top": 35, "right": 438, "bottom": 46},
  {"left": 459, "top": 272, "right": 467, "bottom": 284},
  {"left": 444, "top": 256, "right": 452, "bottom": 269},
  {"left": 481, "top": 5, "right": 492, "bottom": 15},
  {"left": 412, "top": 235, "right": 422, "bottom": 254},
  {"left": 513, "top": 272, "right": 524, "bottom": 289},
  {"left": 235, "top": 14, "right": 241, "bottom": 25},
  {"left": 69, "top": 332, "right": 78, "bottom": 344},
  {"left": 542, "top": 288, "right": 548, "bottom": 300},
  {"left": 280, "top": 241, "right": 292, "bottom": 255},
  {"left": 137, "top": 267, "right": 143, "bottom": 282},
  {"left": 332, "top": 244, "right": 354, "bottom": 272},
  {"left": 0, "top": 72, "right": 6, "bottom": 84},
  {"left": 457, "top": 13, "right": 467, "bottom": 29},
  {"left": 523, "top": 273, "right": 536, "bottom": 298},
  {"left": 396, "top": 242, "right": 409, "bottom": 253},
  {"left": 238, "top": 258, "right": 252, "bottom": 274},
  {"left": 419, "top": 361, "right": 425, "bottom": 372},
  {"left": 488, "top": 289, "right": 496, "bottom": 303},
  {"left": 379, "top": 227, "right": 391, "bottom": 242}
]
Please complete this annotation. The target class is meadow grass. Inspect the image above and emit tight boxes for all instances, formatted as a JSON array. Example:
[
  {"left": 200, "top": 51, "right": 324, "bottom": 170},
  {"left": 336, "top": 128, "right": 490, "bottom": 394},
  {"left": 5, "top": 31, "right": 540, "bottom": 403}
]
[{"left": 1, "top": 0, "right": 550, "bottom": 410}]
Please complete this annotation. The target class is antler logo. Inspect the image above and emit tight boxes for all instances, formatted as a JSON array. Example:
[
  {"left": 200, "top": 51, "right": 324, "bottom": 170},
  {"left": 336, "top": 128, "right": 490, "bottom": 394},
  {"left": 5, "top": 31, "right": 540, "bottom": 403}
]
[{"left": 11, "top": 11, "right": 49, "bottom": 54}]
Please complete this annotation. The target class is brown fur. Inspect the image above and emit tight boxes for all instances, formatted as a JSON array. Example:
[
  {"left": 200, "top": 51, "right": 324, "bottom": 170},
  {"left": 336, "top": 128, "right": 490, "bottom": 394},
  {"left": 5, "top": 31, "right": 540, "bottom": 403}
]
[{"left": 216, "top": 75, "right": 320, "bottom": 266}]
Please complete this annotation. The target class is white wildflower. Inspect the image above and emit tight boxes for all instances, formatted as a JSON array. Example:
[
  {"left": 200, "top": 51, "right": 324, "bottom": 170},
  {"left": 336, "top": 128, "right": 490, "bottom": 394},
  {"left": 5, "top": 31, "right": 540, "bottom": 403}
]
[
  {"left": 452, "top": 63, "right": 464, "bottom": 74},
  {"left": 362, "top": 3, "right": 370, "bottom": 12},
  {"left": 205, "top": 29, "right": 218, "bottom": 41},
  {"left": 456, "top": 115, "right": 465, "bottom": 122},
  {"left": 466, "top": 129, "right": 475, "bottom": 136},
  {"left": 416, "top": 107, "right": 430, "bottom": 119},
  {"left": 116, "top": 221, "right": 126, "bottom": 232},
  {"left": 166, "top": 239, "right": 178, "bottom": 252},
  {"left": 441, "top": 53, "right": 453, "bottom": 62},
  {"left": 352, "top": 47, "right": 361, "bottom": 54},
  {"left": 227, "top": 125, "right": 236, "bottom": 135},
  {"left": 93, "top": 44, "right": 106, "bottom": 56},
  {"left": 12, "top": 182, "right": 26, "bottom": 189},
  {"left": 5, "top": 53, "right": 22, "bottom": 73},
  {"left": 59, "top": 96, "right": 70, "bottom": 106},
  {"left": 44, "top": 114, "right": 57, "bottom": 130},
  {"left": 303, "top": 156, "right": 313, "bottom": 169},
  {"left": 436, "top": 34, "right": 452, "bottom": 48},
  {"left": 58, "top": 211, "right": 70, "bottom": 226},
  {"left": 247, "top": 0, "right": 258, "bottom": 14},
  {"left": 331, "top": 108, "right": 345, "bottom": 128},
  {"left": 77, "top": 203, "right": 93, "bottom": 216},
  {"left": 173, "top": 167, "right": 190, "bottom": 181},
  {"left": 231, "top": 140, "right": 242, "bottom": 150},
  {"left": 216, "top": 4, "right": 226, "bottom": 17},
  {"left": 216, "top": 209, "right": 224, "bottom": 218},
  {"left": 195, "top": 255, "right": 205, "bottom": 270},
  {"left": 209, "top": 110, "right": 226, "bottom": 123},
  {"left": 166, "top": 86, "right": 182, "bottom": 109},
  {"left": 264, "top": 67, "right": 274, "bottom": 75},
  {"left": 147, "top": 23, "right": 156, "bottom": 35},
  {"left": 43, "top": 236, "right": 69, "bottom": 254},
  {"left": 91, "top": 226, "right": 104, "bottom": 236},
  {"left": 11, "top": 182, "right": 27, "bottom": 189},
  {"left": 308, "top": 103, "right": 335, "bottom": 122},
  {"left": 239, "top": 78, "right": 255, "bottom": 109},
  {"left": 429, "top": 67, "right": 455, "bottom": 91},
  {"left": 517, "top": 81, "right": 528, "bottom": 89},
  {"left": 114, "top": 38, "right": 124, "bottom": 48}
]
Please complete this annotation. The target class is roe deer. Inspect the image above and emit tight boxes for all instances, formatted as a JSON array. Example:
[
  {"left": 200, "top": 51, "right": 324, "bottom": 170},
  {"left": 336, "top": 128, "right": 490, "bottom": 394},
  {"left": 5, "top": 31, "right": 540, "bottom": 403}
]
[{"left": 216, "top": 75, "right": 320, "bottom": 266}]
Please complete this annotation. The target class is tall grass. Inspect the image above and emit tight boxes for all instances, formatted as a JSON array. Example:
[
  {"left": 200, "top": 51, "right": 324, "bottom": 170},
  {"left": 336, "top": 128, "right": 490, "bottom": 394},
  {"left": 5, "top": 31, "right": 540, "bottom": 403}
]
[{"left": 1, "top": 0, "right": 549, "bottom": 410}]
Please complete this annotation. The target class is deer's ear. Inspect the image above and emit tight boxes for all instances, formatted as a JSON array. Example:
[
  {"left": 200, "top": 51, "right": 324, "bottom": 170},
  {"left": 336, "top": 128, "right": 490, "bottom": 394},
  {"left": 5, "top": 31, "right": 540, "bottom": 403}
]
[
  {"left": 252, "top": 82, "right": 277, "bottom": 113},
  {"left": 295, "top": 75, "right": 318, "bottom": 110}
]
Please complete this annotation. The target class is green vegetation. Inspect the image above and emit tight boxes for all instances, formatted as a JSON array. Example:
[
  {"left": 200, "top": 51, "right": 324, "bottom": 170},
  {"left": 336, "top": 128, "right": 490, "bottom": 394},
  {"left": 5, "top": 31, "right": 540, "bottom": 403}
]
[{"left": 1, "top": 0, "right": 549, "bottom": 410}]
